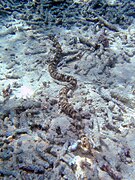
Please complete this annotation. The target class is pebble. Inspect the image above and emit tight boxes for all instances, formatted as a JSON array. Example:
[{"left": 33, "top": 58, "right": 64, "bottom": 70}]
[
  {"left": 108, "top": 101, "right": 115, "bottom": 110},
  {"left": 6, "top": 62, "right": 16, "bottom": 69},
  {"left": 5, "top": 74, "right": 21, "bottom": 79}
]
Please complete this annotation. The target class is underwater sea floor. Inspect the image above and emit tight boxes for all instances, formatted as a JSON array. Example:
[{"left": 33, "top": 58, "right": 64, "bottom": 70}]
[{"left": 0, "top": 6, "right": 135, "bottom": 180}]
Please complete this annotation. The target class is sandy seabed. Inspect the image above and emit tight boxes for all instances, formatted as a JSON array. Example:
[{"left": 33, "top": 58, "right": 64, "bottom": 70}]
[{"left": 0, "top": 1, "right": 135, "bottom": 179}]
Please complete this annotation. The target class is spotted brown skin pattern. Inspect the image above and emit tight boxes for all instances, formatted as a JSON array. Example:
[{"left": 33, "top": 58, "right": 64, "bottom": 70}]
[
  {"left": 48, "top": 35, "right": 91, "bottom": 153},
  {"left": 48, "top": 35, "right": 81, "bottom": 122}
]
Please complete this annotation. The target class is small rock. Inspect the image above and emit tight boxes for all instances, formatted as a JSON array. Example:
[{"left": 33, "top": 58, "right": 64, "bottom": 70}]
[{"left": 108, "top": 101, "right": 115, "bottom": 110}]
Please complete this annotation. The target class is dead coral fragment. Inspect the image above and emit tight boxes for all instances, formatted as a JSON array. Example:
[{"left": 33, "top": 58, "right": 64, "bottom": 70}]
[
  {"left": 100, "top": 163, "right": 123, "bottom": 180},
  {"left": 70, "top": 155, "right": 93, "bottom": 179}
]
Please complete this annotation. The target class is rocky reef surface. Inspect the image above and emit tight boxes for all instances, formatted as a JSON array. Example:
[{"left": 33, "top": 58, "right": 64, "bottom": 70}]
[{"left": 0, "top": 0, "right": 135, "bottom": 179}]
